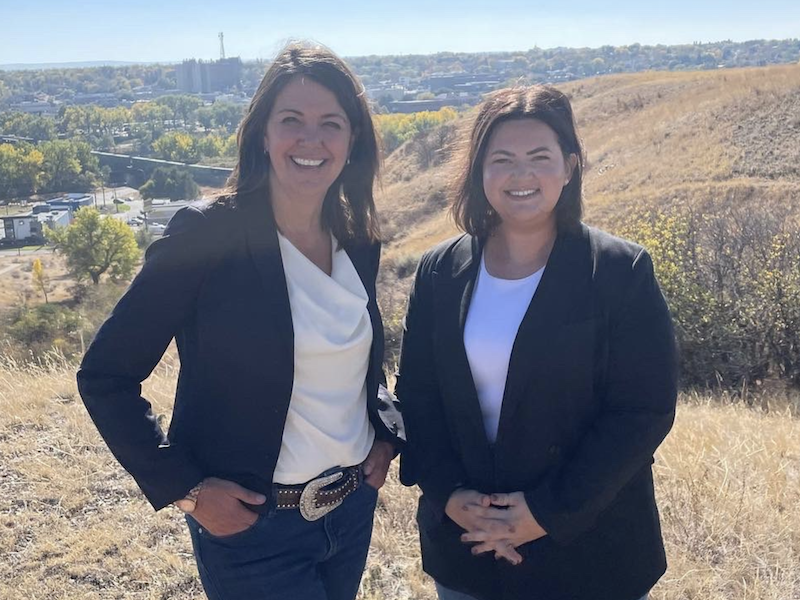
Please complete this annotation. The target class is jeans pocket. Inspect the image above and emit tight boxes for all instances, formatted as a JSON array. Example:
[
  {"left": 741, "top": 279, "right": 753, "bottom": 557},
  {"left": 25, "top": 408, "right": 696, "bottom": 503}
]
[
  {"left": 362, "top": 480, "right": 380, "bottom": 494},
  {"left": 189, "top": 512, "right": 268, "bottom": 544}
]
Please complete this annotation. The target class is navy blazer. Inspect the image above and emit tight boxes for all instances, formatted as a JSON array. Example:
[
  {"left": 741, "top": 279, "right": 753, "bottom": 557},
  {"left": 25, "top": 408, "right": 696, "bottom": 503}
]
[
  {"left": 77, "top": 196, "right": 403, "bottom": 511},
  {"left": 397, "top": 224, "right": 678, "bottom": 600}
]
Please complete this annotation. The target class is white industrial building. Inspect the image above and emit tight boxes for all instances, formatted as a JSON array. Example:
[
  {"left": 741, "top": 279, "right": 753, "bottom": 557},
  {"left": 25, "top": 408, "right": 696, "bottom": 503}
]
[{"left": 0, "top": 209, "right": 71, "bottom": 244}]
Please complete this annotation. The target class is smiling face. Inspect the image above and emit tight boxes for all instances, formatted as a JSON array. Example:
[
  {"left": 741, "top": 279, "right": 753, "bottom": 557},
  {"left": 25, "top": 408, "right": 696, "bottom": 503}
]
[
  {"left": 482, "top": 118, "right": 576, "bottom": 234},
  {"left": 263, "top": 76, "right": 353, "bottom": 207}
]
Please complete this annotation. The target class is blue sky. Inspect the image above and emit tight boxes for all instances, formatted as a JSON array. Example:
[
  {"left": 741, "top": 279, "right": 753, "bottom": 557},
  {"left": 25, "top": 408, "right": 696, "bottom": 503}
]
[{"left": 2, "top": 0, "right": 799, "bottom": 64}]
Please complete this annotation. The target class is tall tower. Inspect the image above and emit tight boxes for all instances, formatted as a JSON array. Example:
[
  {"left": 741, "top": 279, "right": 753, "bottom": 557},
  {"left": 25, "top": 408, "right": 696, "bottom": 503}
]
[{"left": 219, "top": 32, "right": 226, "bottom": 60}]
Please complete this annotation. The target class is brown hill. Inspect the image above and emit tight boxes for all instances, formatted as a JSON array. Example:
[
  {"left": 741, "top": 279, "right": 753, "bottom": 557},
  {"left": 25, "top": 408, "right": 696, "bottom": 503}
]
[
  {"left": 377, "top": 63, "right": 800, "bottom": 259},
  {"left": 375, "top": 64, "right": 800, "bottom": 360}
]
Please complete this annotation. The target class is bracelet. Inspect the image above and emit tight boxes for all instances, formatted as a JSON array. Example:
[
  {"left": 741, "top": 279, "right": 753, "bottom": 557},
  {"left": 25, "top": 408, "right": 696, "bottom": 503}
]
[{"left": 185, "top": 480, "right": 205, "bottom": 503}]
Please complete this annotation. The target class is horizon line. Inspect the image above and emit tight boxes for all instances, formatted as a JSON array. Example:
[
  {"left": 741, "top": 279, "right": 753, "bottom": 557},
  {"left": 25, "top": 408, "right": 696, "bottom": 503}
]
[{"left": 2, "top": 36, "right": 798, "bottom": 71}]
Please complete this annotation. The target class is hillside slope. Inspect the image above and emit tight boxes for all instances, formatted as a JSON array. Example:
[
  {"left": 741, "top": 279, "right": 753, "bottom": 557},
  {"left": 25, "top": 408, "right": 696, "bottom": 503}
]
[{"left": 376, "top": 64, "right": 800, "bottom": 262}]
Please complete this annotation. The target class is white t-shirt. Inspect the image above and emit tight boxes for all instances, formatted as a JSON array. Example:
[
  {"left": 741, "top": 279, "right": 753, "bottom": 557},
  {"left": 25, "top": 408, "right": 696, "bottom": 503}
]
[
  {"left": 272, "top": 232, "right": 375, "bottom": 484},
  {"left": 463, "top": 254, "right": 544, "bottom": 443}
]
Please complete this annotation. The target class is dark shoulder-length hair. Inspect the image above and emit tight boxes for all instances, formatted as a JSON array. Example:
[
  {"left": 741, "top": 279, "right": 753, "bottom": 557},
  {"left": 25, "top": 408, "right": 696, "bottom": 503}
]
[
  {"left": 225, "top": 42, "right": 380, "bottom": 243},
  {"left": 450, "top": 85, "right": 585, "bottom": 237}
]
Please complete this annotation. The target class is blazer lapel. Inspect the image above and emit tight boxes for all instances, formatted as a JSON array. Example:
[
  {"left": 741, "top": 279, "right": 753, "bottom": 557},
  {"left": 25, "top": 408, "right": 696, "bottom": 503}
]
[
  {"left": 343, "top": 241, "right": 383, "bottom": 388},
  {"left": 343, "top": 241, "right": 376, "bottom": 298},
  {"left": 494, "top": 226, "right": 593, "bottom": 445},
  {"left": 241, "top": 198, "right": 295, "bottom": 364},
  {"left": 442, "top": 235, "right": 496, "bottom": 480}
]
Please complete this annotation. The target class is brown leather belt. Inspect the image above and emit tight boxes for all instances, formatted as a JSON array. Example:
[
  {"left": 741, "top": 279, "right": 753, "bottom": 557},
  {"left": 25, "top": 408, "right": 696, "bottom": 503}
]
[{"left": 273, "top": 465, "right": 363, "bottom": 521}]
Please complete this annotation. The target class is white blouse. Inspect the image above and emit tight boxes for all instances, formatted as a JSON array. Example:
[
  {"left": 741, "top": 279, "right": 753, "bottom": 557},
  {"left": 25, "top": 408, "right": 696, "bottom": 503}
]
[
  {"left": 272, "top": 232, "right": 375, "bottom": 484},
  {"left": 463, "top": 254, "right": 544, "bottom": 443}
]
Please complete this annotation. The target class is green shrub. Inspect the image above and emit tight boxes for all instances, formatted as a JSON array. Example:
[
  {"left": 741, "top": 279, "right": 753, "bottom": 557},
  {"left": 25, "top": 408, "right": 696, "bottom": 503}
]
[
  {"left": 617, "top": 203, "right": 800, "bottom": 389},
  {"left": 8, "top": 304, "right": 81, "bottom": 355}
]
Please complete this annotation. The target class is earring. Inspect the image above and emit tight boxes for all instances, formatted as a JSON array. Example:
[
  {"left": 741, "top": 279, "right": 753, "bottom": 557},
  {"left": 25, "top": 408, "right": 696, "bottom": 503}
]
[{"left": 346, "top": 157, "right": 351, "bottom": 166}]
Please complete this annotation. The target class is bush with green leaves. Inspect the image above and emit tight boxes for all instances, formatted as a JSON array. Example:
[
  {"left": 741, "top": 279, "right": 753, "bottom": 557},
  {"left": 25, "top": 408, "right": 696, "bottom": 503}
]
[
  {"left": 617, "top": 203, "right": 800, "bottom": 389},
  {"left": 139, "top": 166, "right": 199, "bottom": 201},
  {"left": 7, "top": 303, "right": 81, "bottom": 355}
]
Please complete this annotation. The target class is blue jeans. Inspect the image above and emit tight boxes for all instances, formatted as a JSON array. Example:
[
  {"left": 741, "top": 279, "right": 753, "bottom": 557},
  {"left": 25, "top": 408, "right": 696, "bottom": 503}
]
[
  {"left": 186, "top": 481, "right": 378, "bottom": 600},
  {"left": 435, "top": 581, "right": 649, "bottom": 600}
]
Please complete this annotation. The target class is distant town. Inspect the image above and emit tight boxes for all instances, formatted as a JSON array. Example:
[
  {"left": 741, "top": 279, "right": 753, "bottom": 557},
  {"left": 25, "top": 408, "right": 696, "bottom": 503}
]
[
  {"left": 1, "top": 36, "right": 799, "bottom": 247},
  {"left": 2, "top": 37, "right": 799, "bottom": 116}
]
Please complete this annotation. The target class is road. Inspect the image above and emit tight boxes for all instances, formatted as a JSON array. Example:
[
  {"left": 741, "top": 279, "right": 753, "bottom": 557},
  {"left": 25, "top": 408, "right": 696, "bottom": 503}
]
[
  {"left": 92, "top": 186, "right": 144, "bottom": 223},
  {"left": 0, "top": 246, "right": 49, "bottom": 258}
]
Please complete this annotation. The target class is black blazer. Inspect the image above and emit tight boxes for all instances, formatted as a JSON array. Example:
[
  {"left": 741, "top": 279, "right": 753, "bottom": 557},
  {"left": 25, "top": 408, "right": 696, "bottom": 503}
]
[
  {"left": 397, "top": 224, "right": 678, "bottom": 600},
  {"left": 77, "top": 197, "right": 403, "bottom": 511}
]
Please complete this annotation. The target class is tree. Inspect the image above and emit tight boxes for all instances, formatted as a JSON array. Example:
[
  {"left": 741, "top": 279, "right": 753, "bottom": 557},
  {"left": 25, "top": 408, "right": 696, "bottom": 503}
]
[
  {"left": 155, "top": 95, "right": 203, "bottom": 128},
  {"left": 0, "top": 112, "right": 56, "bottom": 141},
  {"left": 196, "top": 135, "right": 223, "bottom": 158},
  {"left": 210, "top": 102, "right": 245, "bottom": 133},
  {"left": 32, "top": 258, "right": 49, "bottom": 303},
  {"left": 139, "top": 166, "right": 199, "bottom": 201},
  {"left": 195, "top": 106, "right": 215, "bottom": 132},
  {"left": 131, "top": 102, "right": 170, "bottom": 138},
  {"left": 222, "top": 134, "right": 238, "bottom": 157},
  {"left": 47, "top": 208, "right": 139, "bottom": 285},
  {"left": 0, "top": 143, "right": 45, "bottom": 199},
  {"left": 40, "top": 139, "right": 98, "bottom": 192},
  {"left": 152, "top": 131, "right": 200, "bottom": 163}
]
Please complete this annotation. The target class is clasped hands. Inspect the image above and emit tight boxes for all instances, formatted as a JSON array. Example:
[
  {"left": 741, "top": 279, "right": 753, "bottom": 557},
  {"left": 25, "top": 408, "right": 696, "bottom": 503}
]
[{"left": 444, "top": 488, "right": 547, "bottom": 565}]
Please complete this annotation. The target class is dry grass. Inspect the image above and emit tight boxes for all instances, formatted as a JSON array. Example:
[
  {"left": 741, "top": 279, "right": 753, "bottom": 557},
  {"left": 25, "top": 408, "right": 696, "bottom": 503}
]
[
  {"left": 1, "top": 356, "right": 798, "bottom": 599},
  {"left": 376, "top": 64, "right": 800, "bottom": 259},
  {"left": 0, "top": 253, "right": 75, "bottom": 310}
]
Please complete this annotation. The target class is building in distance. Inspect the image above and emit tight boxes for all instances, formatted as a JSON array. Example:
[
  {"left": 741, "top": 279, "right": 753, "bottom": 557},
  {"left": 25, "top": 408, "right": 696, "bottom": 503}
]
[
  {"left": 176, "top": 58, "right": 243, "bottom": 94},
  {"left": 1, "top": 208, "right": 71, "bottom": 244}
]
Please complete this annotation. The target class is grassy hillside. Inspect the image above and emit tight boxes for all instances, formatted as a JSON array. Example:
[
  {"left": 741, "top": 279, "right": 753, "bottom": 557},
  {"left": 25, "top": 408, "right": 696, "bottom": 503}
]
[
  {"left": 376, "top": 64, "right": 800, "bottom": 260},
  {"left": 1, "top": 360, "right": 798, "bottom": 599},
  {"left": 375, "top": 64, "right": 800, "bottom": 368}
]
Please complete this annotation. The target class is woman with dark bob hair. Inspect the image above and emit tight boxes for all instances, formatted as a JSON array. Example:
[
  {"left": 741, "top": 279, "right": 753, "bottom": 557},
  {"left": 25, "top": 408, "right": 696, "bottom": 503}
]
[
  {"left": 77, "top": 42, "right": 403, "bottom": 600},
  {"left": 397, "top": 85, "right": 678, "bottom": 600}
]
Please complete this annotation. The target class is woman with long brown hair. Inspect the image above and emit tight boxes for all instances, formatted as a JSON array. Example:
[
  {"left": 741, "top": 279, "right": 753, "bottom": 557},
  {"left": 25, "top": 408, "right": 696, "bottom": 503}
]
[{"left": 78, "top": 42, "right": 402, "bottom": 600}]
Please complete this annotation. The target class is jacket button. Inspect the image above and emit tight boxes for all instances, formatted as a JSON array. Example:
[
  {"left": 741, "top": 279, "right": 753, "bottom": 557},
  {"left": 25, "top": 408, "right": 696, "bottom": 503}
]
[{"left": 548, "top": 445, "right": 560, "bottom": 455}]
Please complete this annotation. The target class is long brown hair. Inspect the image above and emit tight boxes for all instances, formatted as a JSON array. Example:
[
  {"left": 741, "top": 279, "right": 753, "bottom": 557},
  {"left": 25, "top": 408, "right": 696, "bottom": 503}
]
[
  {"left": 225, "top": 42, "right": 380, "bottom": 243},
  {"left": 450, "top": 85, "right": 585, "bottom": 237}
]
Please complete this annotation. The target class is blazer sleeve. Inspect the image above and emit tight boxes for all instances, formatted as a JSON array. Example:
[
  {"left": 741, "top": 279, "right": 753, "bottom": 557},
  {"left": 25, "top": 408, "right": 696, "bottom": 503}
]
[
  {"left": 524, "top": 249, "right": 678, "bottom": 545},
  {"left": 369, "top": 240, "right": 405, "bottom": 448},
  {"left": 396, "top": 252, "right": 468, "bottom": 521},
  {"left": 76, "top": 206, "right": 211, "bottom": 511}
]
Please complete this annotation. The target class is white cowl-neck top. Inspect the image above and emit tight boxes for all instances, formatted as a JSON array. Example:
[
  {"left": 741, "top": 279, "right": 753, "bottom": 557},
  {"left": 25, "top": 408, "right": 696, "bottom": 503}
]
[{"left": 272, "top": 231, "right": 375, "bottom": 484}]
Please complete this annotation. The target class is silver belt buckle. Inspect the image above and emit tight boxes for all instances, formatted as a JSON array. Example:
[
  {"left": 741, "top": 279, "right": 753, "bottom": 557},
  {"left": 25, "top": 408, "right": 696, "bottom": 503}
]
[{"left": 299, "top": 471, "right": 345, "bottom": 521}]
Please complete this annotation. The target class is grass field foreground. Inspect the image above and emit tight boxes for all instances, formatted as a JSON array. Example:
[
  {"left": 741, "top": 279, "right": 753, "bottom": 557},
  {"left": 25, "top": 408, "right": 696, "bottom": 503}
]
[{"left": 1, "top": 358, "right": 798, "bottom": 599}]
